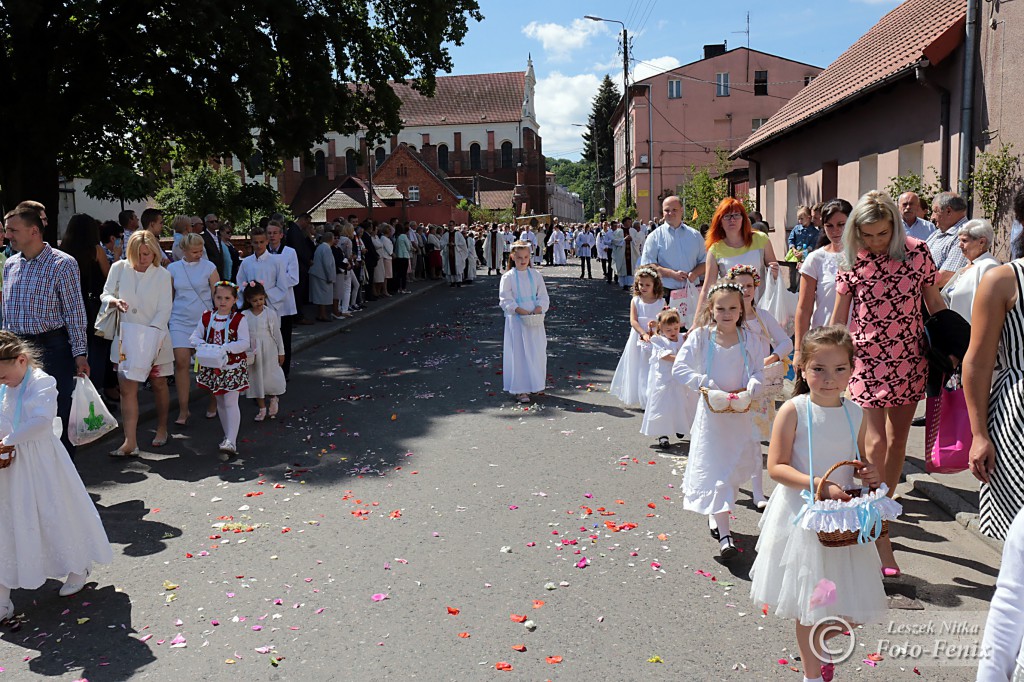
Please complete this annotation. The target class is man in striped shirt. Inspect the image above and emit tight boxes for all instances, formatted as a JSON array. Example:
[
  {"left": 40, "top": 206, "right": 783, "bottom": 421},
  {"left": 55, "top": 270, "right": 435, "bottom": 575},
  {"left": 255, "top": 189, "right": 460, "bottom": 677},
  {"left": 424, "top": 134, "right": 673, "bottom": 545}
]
[{"left": 2, "top": 207, "right": 90, "bottom": 457}]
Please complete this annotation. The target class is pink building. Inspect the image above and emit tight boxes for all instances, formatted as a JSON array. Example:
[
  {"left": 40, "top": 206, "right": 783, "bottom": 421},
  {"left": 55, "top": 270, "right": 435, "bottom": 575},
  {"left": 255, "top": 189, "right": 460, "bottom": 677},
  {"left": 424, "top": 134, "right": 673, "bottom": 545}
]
[
  {"left": 610, "top": 45, "right": 822, "bottom": 222},
  {"left": 730, "top": 0, "right": 1024, "bottom": 258}
]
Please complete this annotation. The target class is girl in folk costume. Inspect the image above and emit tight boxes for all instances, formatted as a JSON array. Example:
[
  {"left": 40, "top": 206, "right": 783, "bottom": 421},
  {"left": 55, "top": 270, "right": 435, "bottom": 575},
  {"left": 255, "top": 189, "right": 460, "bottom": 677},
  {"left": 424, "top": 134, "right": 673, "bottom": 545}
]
[
  {"left": 483, "top": 224, "right": 501, "bottom": 275},
  {"left": 191, "top": 282, "right": 250, "bottom": 458},
  {"left": 241, "top": 282, "right": 286, "bottom": 422},
  {"left": 0, "top": 331, "right": 113, "bottom": 622},
  {"left": 575, "top": 225, "right": 595, "bottom": 279},
  {"left": 640, "top": 308, "right": 688, "bottom": 448},
  {"left": 672, "top": 283, "right": 767, "bottom": 561},
  {"left": 726, "top": 264, "right": 794, "bottom": 510},
  {"left": 499, "top": 242, "right": 550, "bottom": 404},
  {"left": 749, "top": 326, "right": 893, "bottom": 682},
  {"left": 610, "top": 268, "right": 665, "bottom": 407}
]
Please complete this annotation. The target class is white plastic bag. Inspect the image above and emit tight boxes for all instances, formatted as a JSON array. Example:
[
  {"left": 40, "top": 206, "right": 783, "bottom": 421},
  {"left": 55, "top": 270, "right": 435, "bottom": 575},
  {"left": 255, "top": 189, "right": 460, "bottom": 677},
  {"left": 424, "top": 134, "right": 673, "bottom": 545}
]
[
  {"left": 69, "top": 377, "right": 118, "bottom": 446},
  {"left": 762, "top": 272, "right": 798, "bottom": 336},
  {"left": 118, "top": 322, "right": 162, "bottom": 381},
  {"left": 669, "top": 279, "right": 698, "bottom": 329}
]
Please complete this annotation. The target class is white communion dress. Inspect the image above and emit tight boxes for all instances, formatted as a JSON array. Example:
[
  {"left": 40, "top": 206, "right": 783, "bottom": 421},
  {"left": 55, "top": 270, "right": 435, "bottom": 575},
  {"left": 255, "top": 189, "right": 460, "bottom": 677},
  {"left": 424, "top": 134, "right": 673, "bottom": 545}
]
[
  {"left": 749, "top": 394, "right": 890, "bottom": 626},
  {"left": 0, "top": 368, "right": 113, "bottom": 589},
  {"left": 610, "top": 296, "right": 665, "bottom": 407},
  {"left": 640, "top": 336, "right": 687, "bottom": 436},
  {"left": 498, "top": 267, "right": 550, "bottom": 394}
]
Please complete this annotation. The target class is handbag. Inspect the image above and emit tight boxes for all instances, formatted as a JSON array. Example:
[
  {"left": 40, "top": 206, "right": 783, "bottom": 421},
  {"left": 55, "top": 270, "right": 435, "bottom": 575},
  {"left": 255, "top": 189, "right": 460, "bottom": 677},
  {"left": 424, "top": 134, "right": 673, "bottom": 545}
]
[
  {"left": 94, "top": 304, "right": 120, "bottom": 340},
  {"left": 669, "top": 279, "right": 697, "bottom": 329},
  {"left": 925, "top": 386, "right": 972, "bottom": 474}
]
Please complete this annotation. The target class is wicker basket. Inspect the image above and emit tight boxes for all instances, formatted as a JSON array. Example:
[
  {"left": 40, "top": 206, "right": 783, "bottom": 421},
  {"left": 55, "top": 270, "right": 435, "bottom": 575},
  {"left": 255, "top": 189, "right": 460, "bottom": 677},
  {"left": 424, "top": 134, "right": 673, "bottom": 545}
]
[
  {"left": 699, "top": 387, "right": 752, "bottom": 414},
  {"left": 520, "top": 313, "right": 545, "bottom": 328},
  {"left": 814, "top": 460, "right": 889, "bottom": 547},
  {"left": 0, "top": 444, "right": 15, "bottom": 469}
]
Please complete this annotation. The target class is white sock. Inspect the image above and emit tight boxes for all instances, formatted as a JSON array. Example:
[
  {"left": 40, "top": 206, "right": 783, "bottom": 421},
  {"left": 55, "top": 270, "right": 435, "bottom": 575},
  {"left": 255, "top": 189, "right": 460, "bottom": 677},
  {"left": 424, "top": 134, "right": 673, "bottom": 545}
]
[
  {"left": 708, "top": 515, "right": 718, "bottom": 532},
  {"left": 713, "top": 511, "right": 731, "bottom": 540},
  {"left": 216, "top": 392, "right": 241, "bottom": 445},
  {"left": 804, "top": 677, "right": 824, "bottom": 682},
  {"left": 751, "top": 471, "right": 766, "bottom": 502}
]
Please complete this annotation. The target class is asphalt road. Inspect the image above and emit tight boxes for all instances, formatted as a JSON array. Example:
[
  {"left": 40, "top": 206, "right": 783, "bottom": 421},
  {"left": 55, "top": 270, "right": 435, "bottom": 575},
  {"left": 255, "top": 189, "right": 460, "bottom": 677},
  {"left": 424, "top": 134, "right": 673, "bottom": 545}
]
[{"left": 0, "top": 267, "right": 1003, "bottom": 681}]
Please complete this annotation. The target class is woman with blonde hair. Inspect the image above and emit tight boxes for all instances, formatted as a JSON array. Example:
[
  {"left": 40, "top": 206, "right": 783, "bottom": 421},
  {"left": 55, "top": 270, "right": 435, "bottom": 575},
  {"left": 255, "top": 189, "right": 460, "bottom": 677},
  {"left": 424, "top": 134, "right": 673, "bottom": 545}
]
[
  {"left": 100, "top": 230, "right": 174, "bottom": 455},
  {"left": 167, "top": 232, "right": 218, "bottom": 425},
  {"left": 830, "top": 190, "right": 946, "bottom": 575}
]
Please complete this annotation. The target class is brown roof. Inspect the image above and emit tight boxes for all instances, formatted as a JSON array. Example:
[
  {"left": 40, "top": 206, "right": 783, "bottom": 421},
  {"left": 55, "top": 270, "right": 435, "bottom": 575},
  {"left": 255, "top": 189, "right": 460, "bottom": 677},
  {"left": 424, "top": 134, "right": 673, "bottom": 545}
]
[
  {"left": 478, "top": 189, "right": 514, "bottom": 210},
  {"left": 392, "top": 72, "right": 526, "bottom": 126},
  {"left": 732, "top": 0, "right": 966, "bottom": 156},
  {"left": 376, "top": 145, "right": 463, "bottom": 199}
]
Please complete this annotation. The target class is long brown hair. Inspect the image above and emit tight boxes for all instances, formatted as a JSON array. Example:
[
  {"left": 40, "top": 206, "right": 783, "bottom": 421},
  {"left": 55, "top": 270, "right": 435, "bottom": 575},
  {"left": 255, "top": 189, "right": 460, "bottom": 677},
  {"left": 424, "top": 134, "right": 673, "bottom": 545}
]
[{"left": 792, "top": 325, "right": 855, "bottom": 396}]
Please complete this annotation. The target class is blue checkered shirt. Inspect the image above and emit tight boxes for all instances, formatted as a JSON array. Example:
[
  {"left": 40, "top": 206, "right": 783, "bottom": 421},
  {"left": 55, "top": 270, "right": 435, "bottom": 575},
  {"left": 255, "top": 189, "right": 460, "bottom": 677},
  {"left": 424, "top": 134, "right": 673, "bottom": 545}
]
[{"left": 2, "top": 244, "right": 89, "bottom": 357}]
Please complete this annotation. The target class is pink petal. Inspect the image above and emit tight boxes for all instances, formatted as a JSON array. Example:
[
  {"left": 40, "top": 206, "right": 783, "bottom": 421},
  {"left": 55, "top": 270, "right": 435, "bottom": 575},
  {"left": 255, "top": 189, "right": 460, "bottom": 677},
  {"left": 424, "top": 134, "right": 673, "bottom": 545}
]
[
  {"left": 371, "top": 593, "right": 389, "bottom": 601},
  {"left": 809, "top": 579, "right": 837, "bottom": 609}
]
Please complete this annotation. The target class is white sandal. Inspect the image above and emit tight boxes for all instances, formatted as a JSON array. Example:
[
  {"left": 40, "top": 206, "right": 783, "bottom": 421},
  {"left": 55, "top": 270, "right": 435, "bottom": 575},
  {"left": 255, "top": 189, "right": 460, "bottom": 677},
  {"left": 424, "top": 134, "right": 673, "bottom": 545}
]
[
  {"left": 60, "top": 569, "right": 90, "bottom": 597},
  {"left": 517, "top": 394, "right": 531, "bottom": 404}
]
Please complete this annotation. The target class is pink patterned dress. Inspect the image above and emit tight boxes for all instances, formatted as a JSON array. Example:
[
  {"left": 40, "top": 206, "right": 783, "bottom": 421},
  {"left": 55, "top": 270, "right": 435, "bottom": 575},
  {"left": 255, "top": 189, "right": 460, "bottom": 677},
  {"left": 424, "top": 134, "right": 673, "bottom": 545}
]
[{"left": 835, "top": 237, "right": 936, "bottom": 408}]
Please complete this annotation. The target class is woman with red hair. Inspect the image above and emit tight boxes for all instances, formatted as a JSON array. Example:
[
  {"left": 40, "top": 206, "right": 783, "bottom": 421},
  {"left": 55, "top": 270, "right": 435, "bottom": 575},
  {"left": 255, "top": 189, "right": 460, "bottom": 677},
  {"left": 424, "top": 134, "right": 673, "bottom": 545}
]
[{"left": 698, "top": 198, "right": 780, "bottom": 308}]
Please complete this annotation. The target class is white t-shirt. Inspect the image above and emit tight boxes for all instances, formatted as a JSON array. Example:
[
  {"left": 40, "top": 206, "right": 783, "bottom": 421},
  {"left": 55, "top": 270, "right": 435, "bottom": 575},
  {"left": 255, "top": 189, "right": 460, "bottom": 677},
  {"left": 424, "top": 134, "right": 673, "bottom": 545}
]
[{"left": 800, "top": 247, "right": 842, "bottom": 328}]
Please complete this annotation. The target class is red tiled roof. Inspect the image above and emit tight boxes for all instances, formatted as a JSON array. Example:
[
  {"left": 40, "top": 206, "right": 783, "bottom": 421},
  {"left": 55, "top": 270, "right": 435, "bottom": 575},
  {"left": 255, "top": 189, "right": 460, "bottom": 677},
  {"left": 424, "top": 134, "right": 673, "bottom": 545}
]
[
  {"left": 392, "top": 72, "right": 526, "bottom": 126},
  {"left": 478, "top": 189, "right": 514, "bottom": 210},
  {"left": 732, "top": 0, "right": 966, "bottom": 156}
]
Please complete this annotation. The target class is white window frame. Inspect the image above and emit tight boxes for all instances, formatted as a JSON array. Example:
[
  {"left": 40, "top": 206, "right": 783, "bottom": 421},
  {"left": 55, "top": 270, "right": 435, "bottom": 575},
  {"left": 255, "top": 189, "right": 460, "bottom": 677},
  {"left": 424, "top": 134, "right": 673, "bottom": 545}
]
[
  {"left": 667, "top": 79, "right": 681, "bottom": 99},
  {"left": 752, "top": 118, "right": 768, "bottom": 132},
  {"left": 407, "top": 185, "right": 420, "bottom": 202},
  {"left": 715, "top": 72, "right": 730, "bottom": 97}
]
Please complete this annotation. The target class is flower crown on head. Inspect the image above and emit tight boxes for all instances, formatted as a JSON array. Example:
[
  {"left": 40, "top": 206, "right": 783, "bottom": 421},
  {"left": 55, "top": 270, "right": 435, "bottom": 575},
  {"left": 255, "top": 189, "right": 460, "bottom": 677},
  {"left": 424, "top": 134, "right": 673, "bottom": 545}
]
[
  {"left": 725, "top": 264, "right": 761, "bottom": 288},
  {"left": 636, "top": 266, "right": 659, "bottom": 279},
  {"left": 706, "top": 281, "right": 744, "bottom": 298}
]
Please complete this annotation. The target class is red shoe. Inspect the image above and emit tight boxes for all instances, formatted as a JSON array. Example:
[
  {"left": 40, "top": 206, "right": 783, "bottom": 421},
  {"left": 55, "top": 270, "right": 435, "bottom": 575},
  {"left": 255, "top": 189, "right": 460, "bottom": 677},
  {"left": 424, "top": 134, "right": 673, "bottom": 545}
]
[{"left": 821, "top": 662, "right": 835, "bottom": 681}]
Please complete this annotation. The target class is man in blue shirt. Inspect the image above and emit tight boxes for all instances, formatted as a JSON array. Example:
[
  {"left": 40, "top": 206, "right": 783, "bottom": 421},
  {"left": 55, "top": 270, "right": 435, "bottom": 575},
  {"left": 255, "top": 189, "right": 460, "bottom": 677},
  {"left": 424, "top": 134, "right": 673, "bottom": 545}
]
[
  {"left": 898, "top": 191, "right": 936, "bottom": 242},
  {"left": 639, "top": 195, "right": 706, "bottom": 303}
]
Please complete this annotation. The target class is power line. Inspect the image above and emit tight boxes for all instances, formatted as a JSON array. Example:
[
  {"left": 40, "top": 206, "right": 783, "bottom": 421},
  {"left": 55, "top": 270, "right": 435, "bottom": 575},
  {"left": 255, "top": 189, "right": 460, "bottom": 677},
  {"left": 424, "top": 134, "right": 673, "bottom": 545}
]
[{"left": 634, "top": 0, "right": 659, "bottom": 38}]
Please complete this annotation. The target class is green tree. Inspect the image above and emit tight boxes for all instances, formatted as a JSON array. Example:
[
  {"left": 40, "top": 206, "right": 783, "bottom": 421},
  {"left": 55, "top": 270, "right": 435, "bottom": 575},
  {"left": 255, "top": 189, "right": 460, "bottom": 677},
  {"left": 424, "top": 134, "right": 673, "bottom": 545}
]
[
  {"left": 83, "top": 162, "right": 158, "bottom": 212},
  {"left": 234, "top": 182, "right": 292, "bottom": 232},
  {"left": 155, "top": 164, "right": 245, "bottom": 226},
  {"left": 0, "top": 0, "right": 482, "bottom": 242},
  {"left": 885, "top": 168, "right": 943, "bottom": 208},
  {"left": 678, "top": 149, "right": 752, "bottom": 230},
  {"left": 546, "top": 157, "right": 594, "bottom": 214},
  {"left": 581, "top": 75, "right": 620, "bottom": 216}
]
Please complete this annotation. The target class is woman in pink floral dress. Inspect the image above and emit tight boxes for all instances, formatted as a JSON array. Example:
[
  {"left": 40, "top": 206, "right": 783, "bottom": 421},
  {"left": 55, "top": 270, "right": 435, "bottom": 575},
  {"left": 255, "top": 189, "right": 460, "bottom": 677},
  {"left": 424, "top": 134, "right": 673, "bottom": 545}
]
[{"left": 831, "top": 191, "right": 947, "bottom": 575}]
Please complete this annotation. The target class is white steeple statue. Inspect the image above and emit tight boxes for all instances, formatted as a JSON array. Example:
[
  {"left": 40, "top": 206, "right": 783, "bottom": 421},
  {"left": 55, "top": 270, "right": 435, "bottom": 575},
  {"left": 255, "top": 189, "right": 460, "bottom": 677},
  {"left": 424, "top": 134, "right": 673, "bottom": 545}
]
[{"left": 522, "top": 54, "right": 538, "bottom": 129}]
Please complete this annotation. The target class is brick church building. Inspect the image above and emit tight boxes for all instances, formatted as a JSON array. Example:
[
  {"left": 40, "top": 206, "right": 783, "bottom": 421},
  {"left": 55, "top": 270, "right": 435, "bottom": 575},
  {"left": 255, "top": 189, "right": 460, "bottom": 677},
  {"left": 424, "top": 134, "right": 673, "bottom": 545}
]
[{"left": 247, "top": 58, "right": 547, "bottom": 223}]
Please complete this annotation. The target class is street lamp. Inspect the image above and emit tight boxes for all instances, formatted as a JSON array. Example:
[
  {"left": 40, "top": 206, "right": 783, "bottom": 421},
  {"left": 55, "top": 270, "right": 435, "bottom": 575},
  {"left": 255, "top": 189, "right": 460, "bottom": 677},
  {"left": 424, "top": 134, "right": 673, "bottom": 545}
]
[{"left": 584, "top": 15, "right": 631, "bottom": 211}]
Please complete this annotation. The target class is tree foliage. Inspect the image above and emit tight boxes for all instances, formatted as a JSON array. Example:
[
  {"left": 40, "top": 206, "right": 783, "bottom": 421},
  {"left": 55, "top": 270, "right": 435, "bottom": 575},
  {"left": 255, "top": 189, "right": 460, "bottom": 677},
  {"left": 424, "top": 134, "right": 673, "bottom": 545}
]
[
  {"left": 155, "top": 164, "right": 288, "bottom": 232},
  {"left": 885, "top": 168, "right": 944, "bottom": 208},
  {"left": 456, "top": 198, "right": 513, "bottom": 224},
  {"left": 83, "top": 163, "right": 158, "bottom": 211},
  {"left": 581, "top": 75, "right": 620, "bottom": 216},
  {"left": 546, "top": 157, "right": 594, "bottom": 215},
  {"left": 969, "top": 143, "right": 1022, "bottom": 230},
  {"left": 0, "top": 0, "right": 482, "bottom": 240},
  {"left": 678, "top": 150, "right": 752, "bottom": 230}
]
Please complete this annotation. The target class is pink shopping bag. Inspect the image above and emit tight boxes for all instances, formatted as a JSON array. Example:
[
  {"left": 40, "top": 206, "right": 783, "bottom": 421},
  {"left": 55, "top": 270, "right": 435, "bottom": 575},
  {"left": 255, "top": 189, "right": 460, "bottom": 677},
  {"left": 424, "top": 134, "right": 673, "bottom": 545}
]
[{"left": 925, "top": 387, "right": 971, "bottom": 474}]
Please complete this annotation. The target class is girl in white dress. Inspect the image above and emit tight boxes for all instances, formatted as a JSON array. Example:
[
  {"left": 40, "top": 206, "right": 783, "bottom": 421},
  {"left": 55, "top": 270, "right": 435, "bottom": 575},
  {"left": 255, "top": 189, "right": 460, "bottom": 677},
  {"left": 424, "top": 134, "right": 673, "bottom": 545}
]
[
  {"left": 727, "top": 264, "right": 795, "bottom": 509},
  {"left": 0, "top": 332, "right": 113, "bottom": 622},
  {"left": 610, "top": 268, "right": 665, "bottom": 407},
  {"left": 673, "top": 283, "right": 767, "bottom": 561},
  {"left": 241, "top": 282, "right": 286, "bottom": 422},
  {"left": 499, "top": 242, "right": 550, "bottom": 404},
  {"left": 640, "top": 309, "right": 687, "bottom": 447},
  {"left": 749, "top": 326, "right": 888, "bottom": 682}
]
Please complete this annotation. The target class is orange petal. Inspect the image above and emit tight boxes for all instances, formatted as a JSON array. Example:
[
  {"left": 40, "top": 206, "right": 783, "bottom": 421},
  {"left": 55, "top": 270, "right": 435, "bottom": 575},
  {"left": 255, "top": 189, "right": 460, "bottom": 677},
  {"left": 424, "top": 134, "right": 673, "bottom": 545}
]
[
  {"left": 657, "top": 533, "right": 668, "bottom": 541},
  {"left": 647, "top": 502, "right": 657, "bottom": 509},
  {"left": 511, "top": 644, "right": 527, "bottom": 652},
  {"left": 615, "top": 499, "right": 625, "bottom": 504},
  {"left": 532, "top": 600, "right": 545, "bottom": 609},
  {"left": 457, "top": 632, "right": 470, "bottom": 638},
  {"left": 496, "top": 661, "right": 513, "bottom": 671},
  {"left": 546, "top": 656, "right": 563, "bottom": 664},
  {"left": 447, "top": 606, "right": 460, "bottom": 616},
  {"left": 510, "top": 613, "right": 528, "bottom": 623}
]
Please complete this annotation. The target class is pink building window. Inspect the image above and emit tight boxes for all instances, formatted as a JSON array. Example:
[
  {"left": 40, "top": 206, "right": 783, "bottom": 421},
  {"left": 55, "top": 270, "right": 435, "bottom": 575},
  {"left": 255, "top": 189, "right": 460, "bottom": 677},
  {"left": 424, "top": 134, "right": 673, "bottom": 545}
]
[
  {"left": 668, "top": 79, "right": 681, "bottom": 99},
  {"left": 715, "top": 72, "right": 730, "bottom": 97}
]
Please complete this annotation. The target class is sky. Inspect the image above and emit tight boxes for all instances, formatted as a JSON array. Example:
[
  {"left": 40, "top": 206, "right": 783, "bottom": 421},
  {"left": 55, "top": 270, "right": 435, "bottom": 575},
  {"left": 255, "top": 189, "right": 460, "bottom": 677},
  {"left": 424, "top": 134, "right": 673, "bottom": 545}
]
[{"left": 446, "top": 0, "right": 903, "bottom": 161}]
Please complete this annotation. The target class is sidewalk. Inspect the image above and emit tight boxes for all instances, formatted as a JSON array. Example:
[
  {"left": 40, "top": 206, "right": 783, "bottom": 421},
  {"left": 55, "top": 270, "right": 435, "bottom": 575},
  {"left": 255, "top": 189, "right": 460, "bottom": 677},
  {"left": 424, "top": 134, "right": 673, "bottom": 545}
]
[{"left": 83, "top": 276, "right": 448, "bottom": 452}]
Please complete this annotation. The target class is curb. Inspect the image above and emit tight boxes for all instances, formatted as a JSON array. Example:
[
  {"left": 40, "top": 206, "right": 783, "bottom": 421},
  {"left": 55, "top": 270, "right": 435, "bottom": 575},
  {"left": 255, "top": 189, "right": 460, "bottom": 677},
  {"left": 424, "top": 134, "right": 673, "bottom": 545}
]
[
  {"left": 83, "top": 277, "right": 449, "bottom": 452},
  {"left": 902, "top": 458, "right": 1002, "bottom": 553}
]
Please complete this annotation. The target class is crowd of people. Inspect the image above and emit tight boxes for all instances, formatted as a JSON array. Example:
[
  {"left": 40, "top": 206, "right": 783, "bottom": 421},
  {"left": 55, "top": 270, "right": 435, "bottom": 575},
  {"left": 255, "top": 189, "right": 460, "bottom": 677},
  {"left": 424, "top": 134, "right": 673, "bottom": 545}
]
[
  {"left": 5, "top": 185, "right": 1024, "bottom": 678},
  {"left": 496, "top": 190, "right": 1024, "bottom": 682}
]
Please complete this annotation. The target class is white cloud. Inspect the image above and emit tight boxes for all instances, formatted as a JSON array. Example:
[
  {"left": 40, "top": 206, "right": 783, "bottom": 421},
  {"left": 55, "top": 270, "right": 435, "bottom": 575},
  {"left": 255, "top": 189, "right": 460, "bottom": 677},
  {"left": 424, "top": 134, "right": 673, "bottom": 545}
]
[
  {"left": 522, "top": 19, "right": 608, "bottom": 62},
  {"left": 534, "top": 71, "right": 601, "bottom": 159},
  {"left": 632, "top": 55, "right": 682, "bottom": 83}
]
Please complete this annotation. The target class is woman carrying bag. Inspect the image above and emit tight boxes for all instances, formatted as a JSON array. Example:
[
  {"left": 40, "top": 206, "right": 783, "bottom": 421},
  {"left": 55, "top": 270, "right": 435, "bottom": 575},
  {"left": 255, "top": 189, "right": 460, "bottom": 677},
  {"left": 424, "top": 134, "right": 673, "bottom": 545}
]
[{"left": 100, "top": 231, "right": 174, "bottom": 456}]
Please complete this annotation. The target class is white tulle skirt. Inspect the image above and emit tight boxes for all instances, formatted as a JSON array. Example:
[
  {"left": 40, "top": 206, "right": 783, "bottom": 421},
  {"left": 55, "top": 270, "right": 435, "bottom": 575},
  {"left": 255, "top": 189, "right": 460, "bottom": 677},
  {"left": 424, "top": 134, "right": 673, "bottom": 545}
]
[
  {"left": 610, "top": 331, "right": 650, "bottom": 407},
  {"left": 749, "top": 484, "right": 888, "bottom": 626}
]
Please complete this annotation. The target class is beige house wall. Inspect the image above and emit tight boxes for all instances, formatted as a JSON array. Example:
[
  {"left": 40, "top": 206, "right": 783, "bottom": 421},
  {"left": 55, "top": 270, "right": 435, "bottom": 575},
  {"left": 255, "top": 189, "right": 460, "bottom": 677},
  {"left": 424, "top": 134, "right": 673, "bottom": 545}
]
[{"left": 743, "top": 45, "right": 964, "bottom": 256}]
